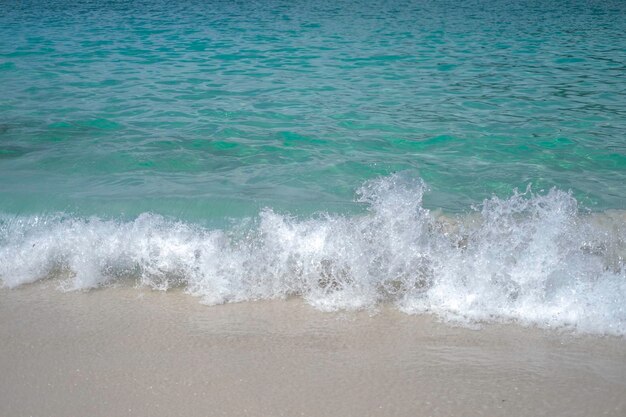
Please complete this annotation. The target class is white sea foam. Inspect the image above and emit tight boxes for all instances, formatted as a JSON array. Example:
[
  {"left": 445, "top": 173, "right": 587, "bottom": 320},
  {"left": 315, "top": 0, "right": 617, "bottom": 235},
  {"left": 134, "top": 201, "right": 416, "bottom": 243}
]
[{"left": 1, "top": 174, "right": 624, "bottom": 335}]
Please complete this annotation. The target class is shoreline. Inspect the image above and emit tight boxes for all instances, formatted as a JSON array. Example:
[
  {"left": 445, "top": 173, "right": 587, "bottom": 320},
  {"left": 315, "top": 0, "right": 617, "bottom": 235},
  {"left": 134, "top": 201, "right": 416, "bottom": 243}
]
[{"left": 1, "top": 284, "right": 625, "bottom": 416}]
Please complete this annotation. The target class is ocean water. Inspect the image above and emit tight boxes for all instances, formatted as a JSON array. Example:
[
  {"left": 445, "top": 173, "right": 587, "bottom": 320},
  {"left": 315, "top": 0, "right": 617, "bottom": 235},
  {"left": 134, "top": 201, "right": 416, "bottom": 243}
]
[{"left": 1, "top": 0, "right": 625, "bottom": 335}]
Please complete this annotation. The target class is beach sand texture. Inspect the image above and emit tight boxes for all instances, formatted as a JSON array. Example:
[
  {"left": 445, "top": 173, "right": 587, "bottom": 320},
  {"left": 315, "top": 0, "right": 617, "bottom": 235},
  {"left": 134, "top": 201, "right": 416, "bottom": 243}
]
[{"left": 1, "top": 284, "right": 624, "bottom": 417}]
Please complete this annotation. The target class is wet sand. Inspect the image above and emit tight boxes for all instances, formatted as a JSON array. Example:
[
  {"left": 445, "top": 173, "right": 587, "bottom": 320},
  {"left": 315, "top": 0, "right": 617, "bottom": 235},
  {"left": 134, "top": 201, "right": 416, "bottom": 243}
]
[{"left": 1, "top": 284, "right": 625, "bottom": 417}]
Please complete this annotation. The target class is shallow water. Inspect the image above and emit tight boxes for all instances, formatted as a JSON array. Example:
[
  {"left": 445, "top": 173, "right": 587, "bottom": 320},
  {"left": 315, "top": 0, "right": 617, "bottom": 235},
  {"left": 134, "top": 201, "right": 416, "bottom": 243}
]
[{"left": 1, "top": 0, "right": 625, "bottom": 218}]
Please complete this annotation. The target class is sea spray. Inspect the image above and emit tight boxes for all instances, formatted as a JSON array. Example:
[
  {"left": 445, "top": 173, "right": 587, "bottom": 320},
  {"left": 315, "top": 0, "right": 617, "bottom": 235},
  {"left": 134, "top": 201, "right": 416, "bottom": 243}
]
[{"left": 1, "top": 174, "right": 624, "bottom": 335}]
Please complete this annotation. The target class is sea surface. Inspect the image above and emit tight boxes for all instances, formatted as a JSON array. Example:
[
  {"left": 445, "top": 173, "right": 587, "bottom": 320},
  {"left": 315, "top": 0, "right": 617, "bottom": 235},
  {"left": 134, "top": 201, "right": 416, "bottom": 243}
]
[{"left": 0, "top": 0, "right": 625, "bottom": 335}]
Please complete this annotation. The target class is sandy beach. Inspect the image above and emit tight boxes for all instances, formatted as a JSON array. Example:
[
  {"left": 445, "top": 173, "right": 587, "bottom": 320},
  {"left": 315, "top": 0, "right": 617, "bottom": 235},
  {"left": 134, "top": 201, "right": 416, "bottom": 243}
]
[{"left": 1, "top": 284, "right": 624, "bottom": 417}]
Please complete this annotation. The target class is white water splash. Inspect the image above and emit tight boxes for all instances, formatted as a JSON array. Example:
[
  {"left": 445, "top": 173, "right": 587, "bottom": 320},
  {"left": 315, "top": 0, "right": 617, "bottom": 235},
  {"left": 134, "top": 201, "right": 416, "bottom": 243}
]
[{"left": 1, "top": 174, "right": 624, "bottom": 335}]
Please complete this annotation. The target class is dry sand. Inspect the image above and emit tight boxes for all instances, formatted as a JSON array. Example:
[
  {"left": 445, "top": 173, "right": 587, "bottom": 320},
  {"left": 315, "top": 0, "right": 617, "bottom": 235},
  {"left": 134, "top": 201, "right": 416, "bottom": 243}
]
[{"left": 1, "top": 284, "right": 625, "bottom": 417}]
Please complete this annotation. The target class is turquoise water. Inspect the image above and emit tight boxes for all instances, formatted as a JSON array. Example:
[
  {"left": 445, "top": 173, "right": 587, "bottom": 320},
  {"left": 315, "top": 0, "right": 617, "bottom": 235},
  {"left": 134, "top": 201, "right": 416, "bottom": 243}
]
[
  {"left": 1, "top": 0, "right": 625, "bottom": 334},
  {"left": 1, "top": 0, "right": 625, "bottom": 220}
]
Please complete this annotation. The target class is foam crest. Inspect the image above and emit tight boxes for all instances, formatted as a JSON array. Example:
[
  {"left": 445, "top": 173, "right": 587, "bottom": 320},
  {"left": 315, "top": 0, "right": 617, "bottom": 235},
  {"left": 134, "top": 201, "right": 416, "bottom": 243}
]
[{"left": 1, "top": 174, "right": 624, "bottom": 335}]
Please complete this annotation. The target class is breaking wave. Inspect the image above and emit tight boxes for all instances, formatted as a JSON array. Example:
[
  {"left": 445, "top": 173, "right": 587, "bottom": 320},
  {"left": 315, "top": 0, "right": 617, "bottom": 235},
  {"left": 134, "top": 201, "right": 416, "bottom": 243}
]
[{"left": 1, "top": 174, "right": 624, "bottom": 335}]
